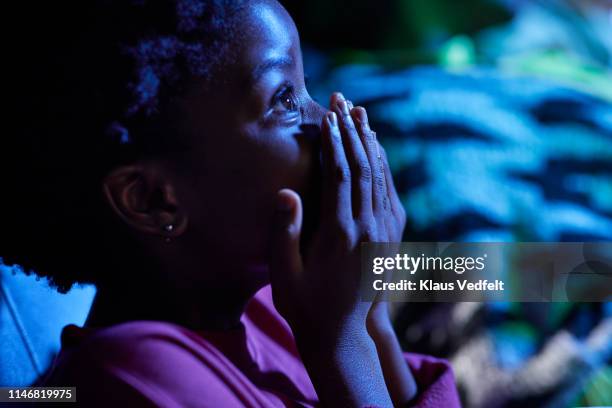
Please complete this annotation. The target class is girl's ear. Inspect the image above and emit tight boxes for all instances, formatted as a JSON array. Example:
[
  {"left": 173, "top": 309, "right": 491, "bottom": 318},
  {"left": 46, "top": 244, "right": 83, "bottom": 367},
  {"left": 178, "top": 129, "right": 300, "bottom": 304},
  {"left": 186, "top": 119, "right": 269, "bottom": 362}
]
[{"left": 102, "top": 164, "right": 188, "bottom": 239}]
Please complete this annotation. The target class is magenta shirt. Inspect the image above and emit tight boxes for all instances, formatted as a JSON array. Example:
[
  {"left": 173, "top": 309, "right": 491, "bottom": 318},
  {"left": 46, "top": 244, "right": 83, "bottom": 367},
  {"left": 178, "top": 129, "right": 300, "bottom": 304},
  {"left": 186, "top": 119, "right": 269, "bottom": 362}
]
[{"left": 47, "top": 285, "right": 461, "bottom": 407}]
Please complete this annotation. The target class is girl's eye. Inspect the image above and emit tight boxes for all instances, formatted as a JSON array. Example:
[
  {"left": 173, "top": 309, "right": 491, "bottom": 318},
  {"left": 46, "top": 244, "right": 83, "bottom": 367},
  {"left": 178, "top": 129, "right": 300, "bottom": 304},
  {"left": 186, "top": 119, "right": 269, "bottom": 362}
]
[{"left": 271, "top": 86, "right": 298, "bottom": 113}]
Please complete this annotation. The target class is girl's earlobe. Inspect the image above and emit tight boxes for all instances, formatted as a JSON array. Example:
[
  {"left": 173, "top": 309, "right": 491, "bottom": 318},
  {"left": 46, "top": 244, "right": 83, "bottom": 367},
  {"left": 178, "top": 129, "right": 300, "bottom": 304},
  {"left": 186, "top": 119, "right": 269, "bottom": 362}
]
[
  {"left": 102, "top": 164, "right": 188, "bottom": 239},
  {"left": 158, "top": 211, "right": 188, "bottom": 243},
  {"left": 163, "top": 224, "right": 174, "bottom": 243}
]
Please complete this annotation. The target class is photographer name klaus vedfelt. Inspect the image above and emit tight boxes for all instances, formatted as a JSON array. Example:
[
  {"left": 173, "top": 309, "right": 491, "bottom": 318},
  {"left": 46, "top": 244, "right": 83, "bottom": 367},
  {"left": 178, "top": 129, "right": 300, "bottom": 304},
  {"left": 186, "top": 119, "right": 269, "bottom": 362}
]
[{"left": 373, "top": 279, "right": 505, "bottom": 292}]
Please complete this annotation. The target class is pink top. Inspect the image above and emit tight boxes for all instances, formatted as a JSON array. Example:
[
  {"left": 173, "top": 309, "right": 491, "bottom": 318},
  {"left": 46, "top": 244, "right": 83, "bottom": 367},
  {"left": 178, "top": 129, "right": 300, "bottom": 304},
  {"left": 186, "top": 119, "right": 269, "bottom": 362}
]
[{"left": 46, "top": 285, "right": 461, "bottom": 407}]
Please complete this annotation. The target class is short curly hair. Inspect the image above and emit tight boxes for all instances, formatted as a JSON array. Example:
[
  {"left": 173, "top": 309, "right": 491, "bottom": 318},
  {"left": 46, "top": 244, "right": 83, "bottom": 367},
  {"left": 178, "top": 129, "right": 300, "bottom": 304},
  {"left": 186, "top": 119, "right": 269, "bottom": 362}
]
[{"left": 1, "top": 0, "right": 246, "bottom": 292}]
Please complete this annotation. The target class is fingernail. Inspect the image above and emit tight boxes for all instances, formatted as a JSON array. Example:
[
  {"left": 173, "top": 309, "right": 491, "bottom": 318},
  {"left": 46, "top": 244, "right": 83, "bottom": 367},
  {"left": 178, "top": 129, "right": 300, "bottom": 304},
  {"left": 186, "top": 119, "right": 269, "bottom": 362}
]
[
  {"left": 347, "top": 100, "right": 354, "bottom": 111},
  {"left": 337, "top": 99, "right": 350, "bottom": 116},
  {"left": 355, "top": 107, "right": 368, "bottom": 127},
  {"left": 327, "top": 111, "right": 337, "bottom": 127}
]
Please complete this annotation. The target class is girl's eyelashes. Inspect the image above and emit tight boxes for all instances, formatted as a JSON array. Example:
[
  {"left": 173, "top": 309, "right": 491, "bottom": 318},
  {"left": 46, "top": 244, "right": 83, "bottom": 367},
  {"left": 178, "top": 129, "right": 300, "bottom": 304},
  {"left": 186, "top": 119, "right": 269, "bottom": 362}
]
[
  {"left": 270, "top": 84, "right": 299, "bottom": 114},
  {"left": 262, "top": 82, "right": 302, "bottom": 127}
]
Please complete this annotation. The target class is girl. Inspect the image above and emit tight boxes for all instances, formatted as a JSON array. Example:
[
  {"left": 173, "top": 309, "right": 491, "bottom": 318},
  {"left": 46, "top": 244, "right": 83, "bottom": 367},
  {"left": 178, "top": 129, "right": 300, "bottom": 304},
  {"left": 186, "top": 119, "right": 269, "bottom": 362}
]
[{"left": 2, "top": 1, "right": 460, "bottom": 406}]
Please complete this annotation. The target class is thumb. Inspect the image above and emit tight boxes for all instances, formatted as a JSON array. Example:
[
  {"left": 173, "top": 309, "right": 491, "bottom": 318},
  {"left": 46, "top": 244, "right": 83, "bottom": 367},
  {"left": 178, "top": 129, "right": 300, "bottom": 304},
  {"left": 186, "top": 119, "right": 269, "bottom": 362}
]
[{"left": 270, "top": 189, "right": 303, "bottom": 281}]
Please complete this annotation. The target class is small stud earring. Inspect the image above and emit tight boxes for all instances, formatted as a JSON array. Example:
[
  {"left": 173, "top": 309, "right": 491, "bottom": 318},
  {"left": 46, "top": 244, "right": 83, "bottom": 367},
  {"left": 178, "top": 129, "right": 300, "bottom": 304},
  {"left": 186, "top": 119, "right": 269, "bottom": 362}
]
[{"left": 163, "top": 224, "right": 174, "bottom": 243}]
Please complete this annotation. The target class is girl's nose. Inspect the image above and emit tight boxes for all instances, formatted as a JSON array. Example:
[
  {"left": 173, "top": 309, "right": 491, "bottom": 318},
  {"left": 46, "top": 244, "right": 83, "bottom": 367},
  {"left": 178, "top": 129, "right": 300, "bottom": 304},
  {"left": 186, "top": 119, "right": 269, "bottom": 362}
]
[
  {"left": 297, "top": 99, "right": 328, "bottom": 142},
  {"left": 303, "top": 99, "right": 328, "bottom": 130}
]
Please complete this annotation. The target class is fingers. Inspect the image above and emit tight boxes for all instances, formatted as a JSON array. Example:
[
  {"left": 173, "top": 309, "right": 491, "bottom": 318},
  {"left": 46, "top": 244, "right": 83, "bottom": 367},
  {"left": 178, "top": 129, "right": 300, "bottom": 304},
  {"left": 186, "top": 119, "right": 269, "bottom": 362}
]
[
  {"left": 380, "top": 147, "right": 407, "bottom": 235},
  {"left": 321, "top": 110, "right": 353, "bottom": 220},
  {"left": 320, "top": 93, "right": 405, "bottom": 243},
  {"left": 350, "top": 107, "right": 388, "bottom": 218},
  {"left": 330, "top": 92, "right": 373, "bottom": 220}
]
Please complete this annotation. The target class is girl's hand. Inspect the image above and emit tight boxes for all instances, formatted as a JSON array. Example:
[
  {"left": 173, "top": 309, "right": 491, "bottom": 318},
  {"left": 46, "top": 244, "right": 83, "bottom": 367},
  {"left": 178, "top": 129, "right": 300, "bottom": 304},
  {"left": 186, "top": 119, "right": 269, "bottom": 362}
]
[
  {"left": 268, "top": 92, "right": 404, "bottom": 407},
  {"left": 269, "top": 92, "right": 404, "bottom": 340}
]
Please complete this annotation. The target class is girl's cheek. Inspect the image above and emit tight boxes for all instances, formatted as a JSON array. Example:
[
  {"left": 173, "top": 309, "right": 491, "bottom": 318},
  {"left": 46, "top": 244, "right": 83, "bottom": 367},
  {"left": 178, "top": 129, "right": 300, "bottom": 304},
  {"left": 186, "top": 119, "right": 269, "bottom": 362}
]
[{"left": 267, "top": 132, "right": 306, "bottom": 167}]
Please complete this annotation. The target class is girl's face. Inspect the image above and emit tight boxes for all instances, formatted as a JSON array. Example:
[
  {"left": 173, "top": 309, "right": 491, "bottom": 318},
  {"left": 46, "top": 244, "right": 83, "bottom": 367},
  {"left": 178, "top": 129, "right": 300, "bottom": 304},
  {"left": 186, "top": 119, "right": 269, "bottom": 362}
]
[{"left": 165, "top": 0, "right": 326, "bottom": 291}]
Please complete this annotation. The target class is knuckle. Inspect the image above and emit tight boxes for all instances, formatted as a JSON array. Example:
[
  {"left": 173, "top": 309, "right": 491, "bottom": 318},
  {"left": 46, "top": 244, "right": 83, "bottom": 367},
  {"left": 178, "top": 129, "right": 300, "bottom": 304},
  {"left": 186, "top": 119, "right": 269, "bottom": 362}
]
[
  {"left": 367, "top": 135, "right": 378, "bottom": 151},
  {"left": 374, "top": 174, "right": 386, "bottom": 190},
  {"left": 356, "top": 162, "right": 372, "bottom": 182}
]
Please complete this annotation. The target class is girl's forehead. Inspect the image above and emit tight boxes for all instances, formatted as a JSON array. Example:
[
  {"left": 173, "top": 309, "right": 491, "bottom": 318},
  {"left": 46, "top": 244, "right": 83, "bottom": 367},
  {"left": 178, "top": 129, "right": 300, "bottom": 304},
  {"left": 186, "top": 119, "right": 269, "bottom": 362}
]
[
  {"left": 235, "top": 0, "right": 299, "bottom": 58},
  {"left": 225, "top": 1, "right": 301, "bottom": 88},
  {"left": 176, "top": 2, "right": 302, "bottom": 118}
]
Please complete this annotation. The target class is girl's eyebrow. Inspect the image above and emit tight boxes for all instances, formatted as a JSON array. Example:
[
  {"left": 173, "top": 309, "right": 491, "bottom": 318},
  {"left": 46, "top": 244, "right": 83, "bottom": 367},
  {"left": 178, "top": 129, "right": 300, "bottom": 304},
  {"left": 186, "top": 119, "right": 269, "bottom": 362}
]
[{"left": 249, "top": 56, "right": 294, "bottom": 85}]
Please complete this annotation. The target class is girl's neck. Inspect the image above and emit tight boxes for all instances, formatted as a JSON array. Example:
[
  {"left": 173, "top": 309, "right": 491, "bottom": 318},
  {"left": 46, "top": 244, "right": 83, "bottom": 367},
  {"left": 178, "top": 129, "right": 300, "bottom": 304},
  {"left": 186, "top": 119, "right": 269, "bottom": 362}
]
[{"left": 86, "top": 281, "right": 254, "bottom": 331}]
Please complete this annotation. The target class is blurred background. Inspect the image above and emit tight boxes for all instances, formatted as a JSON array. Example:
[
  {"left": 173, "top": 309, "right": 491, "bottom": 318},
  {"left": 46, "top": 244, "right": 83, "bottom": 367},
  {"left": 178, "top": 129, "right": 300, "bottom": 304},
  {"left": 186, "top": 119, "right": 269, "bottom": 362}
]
[
  {"left": 282, "top": 0, "right": 611, "bottom": 407},
  {"left": 1, "top": 1, "right": 610, "bottom": 407}
]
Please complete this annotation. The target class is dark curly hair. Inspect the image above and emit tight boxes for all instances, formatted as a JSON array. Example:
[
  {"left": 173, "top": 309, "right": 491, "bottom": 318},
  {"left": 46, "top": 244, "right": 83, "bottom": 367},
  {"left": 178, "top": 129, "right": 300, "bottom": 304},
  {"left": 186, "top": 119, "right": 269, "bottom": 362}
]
[{"left": 1, "top": 0, "right": 246, "bottom": 292}]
